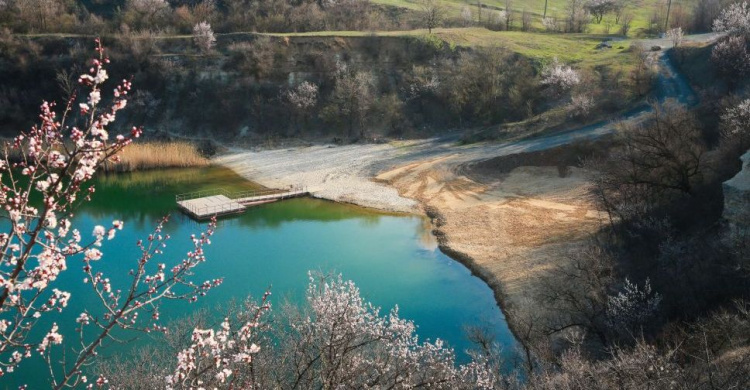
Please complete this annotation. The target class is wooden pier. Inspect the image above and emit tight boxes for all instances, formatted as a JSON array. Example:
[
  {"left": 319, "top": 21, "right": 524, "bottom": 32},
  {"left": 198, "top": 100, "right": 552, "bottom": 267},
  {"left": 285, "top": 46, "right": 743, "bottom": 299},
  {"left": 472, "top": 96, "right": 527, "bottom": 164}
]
[{"left": 176, "top": 187, "right": 309, "bottom": 220}]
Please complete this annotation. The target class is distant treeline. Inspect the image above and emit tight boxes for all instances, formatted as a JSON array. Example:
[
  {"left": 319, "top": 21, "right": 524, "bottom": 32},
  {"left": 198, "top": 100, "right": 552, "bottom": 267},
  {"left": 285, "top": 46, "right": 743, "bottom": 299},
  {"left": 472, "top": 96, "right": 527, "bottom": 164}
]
[{"left": 0, "top": 0, "right": 741, "bottom": 37}]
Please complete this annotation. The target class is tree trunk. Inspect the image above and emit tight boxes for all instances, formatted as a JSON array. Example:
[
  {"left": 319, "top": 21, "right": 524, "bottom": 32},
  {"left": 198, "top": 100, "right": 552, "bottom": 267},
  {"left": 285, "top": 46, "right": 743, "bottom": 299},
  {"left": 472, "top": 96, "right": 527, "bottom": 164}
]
[{"left": 664, "top": 0, "right": 672, "bottom": 31}]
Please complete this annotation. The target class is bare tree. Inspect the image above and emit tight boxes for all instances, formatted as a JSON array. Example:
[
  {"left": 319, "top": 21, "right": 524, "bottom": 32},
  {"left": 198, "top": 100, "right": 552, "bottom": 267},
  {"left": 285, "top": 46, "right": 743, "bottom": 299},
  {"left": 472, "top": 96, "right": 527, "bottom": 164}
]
[
  {"left": 321, "top": 62, "right": 376, "bottom": 138},
  {"left": 618, "top": 101, "right": 706, "bottom": 194},
  {"left": 693, "top": 0, "right": 725, "bottom": 32},
  {"left": 585, "top": 0, "right": 616, "bottom": 24},
  {"left": 590, "top": 102, "right": 706, "bottom": 225},
  {"left": 12, "top": 0, "right": 66, "bottom": 31},
  {"left": 420, "top": 0, "right": 446, "bottom": 33},
  {"left": 124, "top": 0, "right": 170, "bottom": 28},
  {"left": 541, "top": 244, "right": 616, "bottom": 346},
  {"left": 664, "top": 0, "right": 673, "bottom": 31},
  {"left": 522, "top": 8, "right": 532, "bottom": 31},
  {"left": 628, "top": 43, "right": 653, "bottom": 96},
  {"left": 613, "top": 0, "right": 627, "bottom": 24},
  {"left": 620, "top": 11, "right": 634, "bottom": 35},
  {"left": 505, "top": 0, "right": 514, "bottom": 30},
  {"left": 565, "top": 0, "right": 590, "bottom": 32}
]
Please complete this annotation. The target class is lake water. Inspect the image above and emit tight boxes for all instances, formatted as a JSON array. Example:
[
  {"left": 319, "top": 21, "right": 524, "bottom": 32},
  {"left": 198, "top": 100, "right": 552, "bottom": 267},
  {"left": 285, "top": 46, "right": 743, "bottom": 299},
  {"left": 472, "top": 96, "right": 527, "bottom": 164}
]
[{"left": 5, "top": 166, "right": 517, "bottom": 388}]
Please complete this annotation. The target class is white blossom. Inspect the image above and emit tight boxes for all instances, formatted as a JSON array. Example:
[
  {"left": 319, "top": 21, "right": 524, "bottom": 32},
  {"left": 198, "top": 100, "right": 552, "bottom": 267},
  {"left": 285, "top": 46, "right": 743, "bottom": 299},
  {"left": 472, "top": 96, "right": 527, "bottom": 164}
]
[
  {"left": 569, "top": 93, "right": 594, "bottom": 117},
  {"left": 193, "top": 21, "right": 216, "bottom": 53},
  {"left": 541, "top": 58, "right": 581, "bottom": 95},
  {"left": 713, "top": 1, "right": 750, "bottom": 36},
  {"left": 666, "top": 27, "right": 684, "bottom": 47},
  {"left": 721, "top": 99, "right": 750, "bottom": 136},
  {"left": 286, "top": 81, "right": 319, "bottom": 111},
  {"left": 607, "top": 278, "right": 662, "bottom": 331}
]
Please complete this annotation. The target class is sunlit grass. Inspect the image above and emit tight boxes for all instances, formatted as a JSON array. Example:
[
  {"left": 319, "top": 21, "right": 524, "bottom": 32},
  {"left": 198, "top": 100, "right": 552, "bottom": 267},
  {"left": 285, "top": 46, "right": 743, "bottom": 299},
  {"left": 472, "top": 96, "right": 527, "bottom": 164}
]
[
  {"left": 371, "top": 0, "right": 697, "bottom": 37},
  {"left": 263, "top": 28, "right": 636, "bottom": 70}
]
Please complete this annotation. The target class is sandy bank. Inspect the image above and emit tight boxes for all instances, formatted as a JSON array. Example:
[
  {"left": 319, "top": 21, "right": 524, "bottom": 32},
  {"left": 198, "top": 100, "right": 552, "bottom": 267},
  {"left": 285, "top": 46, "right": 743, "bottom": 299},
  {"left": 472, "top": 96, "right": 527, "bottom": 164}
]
[{"left": 378, "top": 158, "right": 606, "bottom": 319}]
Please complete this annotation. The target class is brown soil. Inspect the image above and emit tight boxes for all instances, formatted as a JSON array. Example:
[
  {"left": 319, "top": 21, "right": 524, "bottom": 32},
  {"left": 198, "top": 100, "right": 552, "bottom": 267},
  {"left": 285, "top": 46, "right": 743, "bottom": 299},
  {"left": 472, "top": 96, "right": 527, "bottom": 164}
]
[{"left": 377, "top": 145, "right": 607, "bottom": 332}]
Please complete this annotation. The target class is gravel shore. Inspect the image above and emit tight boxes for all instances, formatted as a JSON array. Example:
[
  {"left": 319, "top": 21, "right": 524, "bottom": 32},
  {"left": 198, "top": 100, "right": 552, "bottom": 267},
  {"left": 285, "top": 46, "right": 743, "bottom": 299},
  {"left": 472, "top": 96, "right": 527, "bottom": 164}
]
[{"left": 216, "top": 143, "right": 426, "bottom": 213}]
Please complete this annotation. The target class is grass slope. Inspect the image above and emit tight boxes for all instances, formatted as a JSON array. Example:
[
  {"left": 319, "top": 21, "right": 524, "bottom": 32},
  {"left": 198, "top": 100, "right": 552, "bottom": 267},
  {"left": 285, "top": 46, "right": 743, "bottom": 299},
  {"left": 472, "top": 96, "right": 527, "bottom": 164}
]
[{"left": 265, "top": 27, "right": 636, "bottom": 70}]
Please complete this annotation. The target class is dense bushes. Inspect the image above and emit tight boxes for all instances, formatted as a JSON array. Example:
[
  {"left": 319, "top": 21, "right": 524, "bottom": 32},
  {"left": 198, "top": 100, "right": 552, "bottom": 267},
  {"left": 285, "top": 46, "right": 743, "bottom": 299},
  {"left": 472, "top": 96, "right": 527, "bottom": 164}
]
[{"left": 0, "top": 0, "right": 418, "bottom": 35}]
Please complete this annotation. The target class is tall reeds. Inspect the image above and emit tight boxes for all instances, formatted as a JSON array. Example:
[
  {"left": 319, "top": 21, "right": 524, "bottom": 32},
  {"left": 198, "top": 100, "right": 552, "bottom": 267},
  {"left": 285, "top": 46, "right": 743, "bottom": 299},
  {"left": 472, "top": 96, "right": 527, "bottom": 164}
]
[{"left": 102, "top": 141, "right": 209, "bottom": 173}]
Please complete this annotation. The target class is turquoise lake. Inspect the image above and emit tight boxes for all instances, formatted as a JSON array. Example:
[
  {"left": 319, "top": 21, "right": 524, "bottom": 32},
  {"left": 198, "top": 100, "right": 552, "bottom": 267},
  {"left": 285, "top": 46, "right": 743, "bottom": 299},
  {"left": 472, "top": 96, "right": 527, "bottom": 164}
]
[{"left": 5, "top": 166, "right": 517, "bottom": 388}]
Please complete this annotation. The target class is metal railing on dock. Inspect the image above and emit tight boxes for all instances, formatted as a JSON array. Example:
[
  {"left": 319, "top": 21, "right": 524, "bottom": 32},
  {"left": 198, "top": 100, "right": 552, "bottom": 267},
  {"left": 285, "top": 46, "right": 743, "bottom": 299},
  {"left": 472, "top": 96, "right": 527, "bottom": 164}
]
[
  {"left": 175, "top": 188, "right": 230, "bottom": 202},
  {"left": 175, "top": 186, "right": 307, "bottom": 203}
]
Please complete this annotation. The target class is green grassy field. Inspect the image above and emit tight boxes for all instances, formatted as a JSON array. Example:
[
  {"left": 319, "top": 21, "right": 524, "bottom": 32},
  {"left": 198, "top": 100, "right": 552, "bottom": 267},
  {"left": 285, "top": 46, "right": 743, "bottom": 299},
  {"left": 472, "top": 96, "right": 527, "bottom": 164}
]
[
  {"left": 373, "top": 0, "right": 697, "bottom": 36},
  {"left": 265, "top": 27, "right": 635, "bottom": 70}
]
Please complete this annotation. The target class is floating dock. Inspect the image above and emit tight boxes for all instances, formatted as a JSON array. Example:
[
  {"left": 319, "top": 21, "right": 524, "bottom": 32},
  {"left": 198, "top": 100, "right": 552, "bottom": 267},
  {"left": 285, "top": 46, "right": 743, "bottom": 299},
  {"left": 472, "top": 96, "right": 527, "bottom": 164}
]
[{"left": 176, "top": 187, "right": 308, "bottom": 220}]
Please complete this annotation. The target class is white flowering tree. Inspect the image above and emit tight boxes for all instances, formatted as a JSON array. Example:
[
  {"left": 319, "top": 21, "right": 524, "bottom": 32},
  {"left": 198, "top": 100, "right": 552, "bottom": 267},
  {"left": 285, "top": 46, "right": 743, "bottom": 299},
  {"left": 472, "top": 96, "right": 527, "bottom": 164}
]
[
  {"left": 711, "top": 35, "right": 750, "bottom": 78},
  {"left": 722, "top": 99, "right": 750, "bottom": 138},
  {"left": 711, "top": 1, "right": 750, "bottom": 82},
  {"left": 166, "top": 292, "right": 271, "bottom": 389},
  {"left": 286, "top": 81, "right": 319, "bottom": 132},
  {"left": 606, "top": 278, "right": 662, "bottom": 335},
  {"left": 713, "top": 1, "right": 750, "bottom": 37},
  {"left": 542, "top": 16, "right": 560, "bottom": 32},
  {"left": 166, "top": 273, "right": 501, "bottom": 389},
  {"left": 540, "top": 58, "right": 581, "bottom": 97},
  {"left": 0, "top": 40, "right": 221, "bottom": 388},
  {"left": 721, "top": 98, "right": 750, "bottom": 152},
  {"left": 193, "top": 21, "right": 216, "bottom": 54},
  {"left": 286, "top": 81, "right": 318, "bottom": 113},
  {"left": 666, "top": 27, "right": 683, "bottom": 47},
  {"left": 568, "top": 93, "right": 594, "bottom": 118}
]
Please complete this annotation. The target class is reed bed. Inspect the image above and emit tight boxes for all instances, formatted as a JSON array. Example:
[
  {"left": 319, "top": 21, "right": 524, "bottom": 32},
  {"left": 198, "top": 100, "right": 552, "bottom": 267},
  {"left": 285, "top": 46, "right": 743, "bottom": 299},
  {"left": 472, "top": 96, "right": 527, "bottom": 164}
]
[{"left": 103, "top": 141, "right": 209, "bottom": 173}]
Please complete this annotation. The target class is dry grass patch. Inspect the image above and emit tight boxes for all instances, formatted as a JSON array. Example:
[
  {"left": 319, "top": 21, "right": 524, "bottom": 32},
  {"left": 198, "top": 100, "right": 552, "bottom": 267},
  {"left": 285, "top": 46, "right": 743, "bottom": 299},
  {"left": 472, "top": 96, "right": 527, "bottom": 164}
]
[{"left": 103, "top": 141, "right": 209, "bottom": 172}]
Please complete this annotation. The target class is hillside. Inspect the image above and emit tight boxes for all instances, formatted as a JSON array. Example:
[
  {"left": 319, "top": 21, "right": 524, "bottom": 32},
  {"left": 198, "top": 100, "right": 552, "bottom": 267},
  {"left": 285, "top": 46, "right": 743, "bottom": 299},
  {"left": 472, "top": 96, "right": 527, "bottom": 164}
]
[
  {"left": 371, "top": 0, "right": 701, "bottom": 34},
  {"left": 0, "top": 28, "right": 643, "bottom": 144}
]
